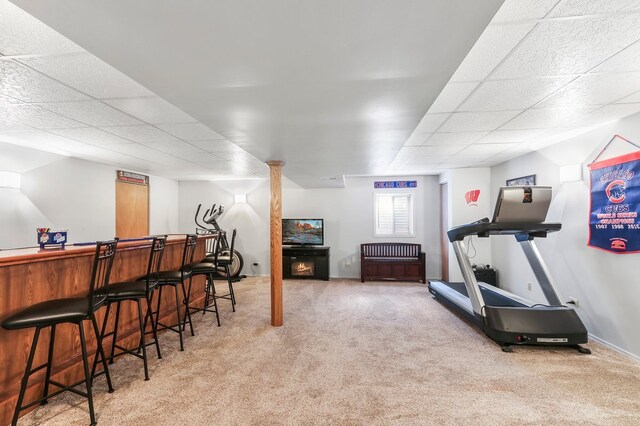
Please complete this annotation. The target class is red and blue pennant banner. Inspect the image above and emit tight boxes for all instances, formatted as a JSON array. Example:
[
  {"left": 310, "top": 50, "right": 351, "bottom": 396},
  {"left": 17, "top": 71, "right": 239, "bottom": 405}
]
[{"left": 588, "top": 151, "right": 640, "bottom": 254}]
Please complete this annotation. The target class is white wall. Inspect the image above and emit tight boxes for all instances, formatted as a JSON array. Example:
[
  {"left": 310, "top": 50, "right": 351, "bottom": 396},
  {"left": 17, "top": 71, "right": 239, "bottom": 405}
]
[
  {"left": 149, "top": 175, "right": 180, "bottom": 235},
  {"left": 439, "top": 168, "right": 492, "bottom": 281},
  {"left": 0, "top": 142, "right": 179, "bottom": 249},
  {"left": 178, "top": 175, "right": 441, "bottom": 279},
  {"left": 491, "top": 112, "right": 640, "bottom": 359}
]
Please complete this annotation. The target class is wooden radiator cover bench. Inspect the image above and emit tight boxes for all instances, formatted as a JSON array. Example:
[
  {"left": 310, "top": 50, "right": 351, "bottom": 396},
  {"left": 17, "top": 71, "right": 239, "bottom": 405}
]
[{"left": 360, "top": 243, "right": 426, "bottom": 283}]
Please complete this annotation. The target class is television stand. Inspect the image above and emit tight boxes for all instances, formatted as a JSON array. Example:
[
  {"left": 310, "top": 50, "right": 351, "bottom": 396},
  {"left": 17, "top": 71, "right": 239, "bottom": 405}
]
[{"left": 283, "top": 246, "right": 330, "bottom": 281}]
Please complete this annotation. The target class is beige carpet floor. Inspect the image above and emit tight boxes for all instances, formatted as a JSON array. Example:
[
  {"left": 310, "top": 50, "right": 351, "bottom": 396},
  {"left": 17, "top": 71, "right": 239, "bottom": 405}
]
[{"left": 17, "top": 277, "right": 640, "bottom": 425}]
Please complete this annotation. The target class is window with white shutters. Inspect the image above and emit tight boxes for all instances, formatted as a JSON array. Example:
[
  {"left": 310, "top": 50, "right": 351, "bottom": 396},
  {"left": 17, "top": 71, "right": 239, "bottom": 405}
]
[{"left": 374, "top": 193, "right": 414, "bottom": 237}]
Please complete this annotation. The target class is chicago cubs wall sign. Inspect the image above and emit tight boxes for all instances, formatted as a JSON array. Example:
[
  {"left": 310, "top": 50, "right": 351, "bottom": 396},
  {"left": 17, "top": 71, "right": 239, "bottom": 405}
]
[{"left": 588, "top": 136, "right": 640, "bottom": 254}]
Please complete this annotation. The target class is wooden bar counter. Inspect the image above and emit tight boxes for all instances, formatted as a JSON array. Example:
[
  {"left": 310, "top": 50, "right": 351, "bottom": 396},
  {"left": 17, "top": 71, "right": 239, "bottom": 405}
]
[{"left": 0, "top": 235, "right": 211, "bottom": 425}]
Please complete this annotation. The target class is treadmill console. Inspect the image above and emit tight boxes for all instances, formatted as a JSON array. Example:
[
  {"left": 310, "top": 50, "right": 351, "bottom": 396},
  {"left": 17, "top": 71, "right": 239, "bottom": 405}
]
[{"left": 492, "top": 186, "right": 552, "bottom": 223}]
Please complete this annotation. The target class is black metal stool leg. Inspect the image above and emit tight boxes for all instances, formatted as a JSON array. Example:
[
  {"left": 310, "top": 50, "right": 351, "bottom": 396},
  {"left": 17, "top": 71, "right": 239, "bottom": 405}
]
[
  {"left": 90, "top": 314, "right": 114, "bottom": 393},
  {"left": 182, "top": 279, "right": 195, "bottom": 336},
  {"left": 41, "top": 324, "right": 56, "bottom": 405},
  {"left": 226, "top": 265, "right": 236, "bottom": 311},
  {"left": 146, "top": 296, "right": 162, "bottom": 359},
  {"left": 91, "top": 303, "right": 111, "bottom": 378},
  {"left": 12, "top": 326, "right": 41, "bottom": 426},
  {"left": 136, "top": 300, "right": 150, "bottom": 381},
  {"left": 154, "top": 286, "right": 163, "bottom": 334},
  {"left": 109, "top": 301, "right": 122, "bottom": 364},
  {"left": 209, "top": 274, "right": 221, "bottom": 327},
  {"left": 174, "top": 285, "right": 185, "bottom": 351},
  {"left": 203, "top": 279, "right": 211, "bottom": 315},
  {"left": 78, "top": 321, "right": 97, "bottom": 426}
]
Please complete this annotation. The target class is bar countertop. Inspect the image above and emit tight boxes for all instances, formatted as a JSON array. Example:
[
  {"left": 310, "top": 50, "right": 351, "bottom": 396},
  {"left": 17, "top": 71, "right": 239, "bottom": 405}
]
[{"left": 0, "top": 234, "right": 212, "bottom": 268}]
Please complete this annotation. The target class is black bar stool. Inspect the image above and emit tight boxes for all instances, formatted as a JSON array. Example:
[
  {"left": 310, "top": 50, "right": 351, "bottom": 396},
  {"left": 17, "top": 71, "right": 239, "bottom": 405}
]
[
  {"left": 152, "top": 234, "right": 197, "bottom": 351},
  {"left": 213, "top": 228, "right": 237, "bottom": 311},
  {"left": 1, "top": 240, "right": 118, "bottom": 426},
  {"left": 189, "top": 235, "right": 221, "bottom": 326},
  {"left": 92, "top": 235, "right": 166, "bottom": 381}
]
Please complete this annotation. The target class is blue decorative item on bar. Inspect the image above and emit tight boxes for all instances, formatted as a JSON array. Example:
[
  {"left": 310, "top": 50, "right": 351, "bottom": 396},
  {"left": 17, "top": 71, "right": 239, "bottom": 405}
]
[{"left": 37, "top": 228, "right": 68, "bottom": 249}]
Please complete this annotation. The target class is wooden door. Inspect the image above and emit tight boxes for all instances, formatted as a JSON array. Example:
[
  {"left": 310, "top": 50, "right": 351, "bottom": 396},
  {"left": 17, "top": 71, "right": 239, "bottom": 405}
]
[
  {"left": 116, "top": 181, "right": 149, "bottom": 238},
  {"left": 440, "top": 183, "right": 449, "bottom": 281}
]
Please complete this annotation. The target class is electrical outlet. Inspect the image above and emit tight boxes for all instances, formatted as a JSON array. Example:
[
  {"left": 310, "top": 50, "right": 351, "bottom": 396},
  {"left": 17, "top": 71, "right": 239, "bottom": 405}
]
[
  {"left": 568, "top": 297, "right": 579, "bottom": 308},
  {"left": 345, "top": 262, "right": 351, "bottom": 267},
  {"left": 527, "top": 282, "right": 532, "bottom": 291}
]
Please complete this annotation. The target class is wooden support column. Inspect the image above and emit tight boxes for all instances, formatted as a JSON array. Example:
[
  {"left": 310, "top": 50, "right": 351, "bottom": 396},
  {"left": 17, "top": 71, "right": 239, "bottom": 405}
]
[{"left": 267, "top": 161, "right": 284, "bottom": 326}]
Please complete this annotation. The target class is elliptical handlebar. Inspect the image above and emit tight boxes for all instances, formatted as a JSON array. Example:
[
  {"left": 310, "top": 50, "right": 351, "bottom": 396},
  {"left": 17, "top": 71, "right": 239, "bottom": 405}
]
[
  {"left": 195, "top": 202, "right": 224, "bottom": 234},
  {"left": 195, "top": 203, "right": 207, "bottom": 230},
  {"left": 202, "top": 204, "right": 224, "bottom": 225}
]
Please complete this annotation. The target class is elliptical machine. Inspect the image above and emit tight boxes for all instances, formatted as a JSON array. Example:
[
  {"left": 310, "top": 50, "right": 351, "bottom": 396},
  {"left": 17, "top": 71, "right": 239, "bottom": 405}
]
[{"left": 195, "top": 203, "right": 244, "bottom": 279}]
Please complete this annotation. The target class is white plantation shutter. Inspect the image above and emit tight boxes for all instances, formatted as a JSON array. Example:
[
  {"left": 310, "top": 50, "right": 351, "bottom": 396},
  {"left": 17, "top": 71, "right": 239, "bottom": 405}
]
[{"left": 375, "top": 194, "right": 413, "bottom": 236}]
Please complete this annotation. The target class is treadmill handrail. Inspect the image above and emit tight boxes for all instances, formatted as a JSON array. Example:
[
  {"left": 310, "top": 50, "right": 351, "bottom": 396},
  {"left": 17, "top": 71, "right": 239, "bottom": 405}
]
[{"left": 447, "top": 222, "right": 561, "bottom": 242}]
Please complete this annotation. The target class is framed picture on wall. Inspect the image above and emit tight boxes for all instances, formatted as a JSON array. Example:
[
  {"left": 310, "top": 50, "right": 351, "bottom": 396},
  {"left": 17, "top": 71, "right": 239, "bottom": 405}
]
[{"left": 506, "top": 174, "right": 536, "bottom": 186}]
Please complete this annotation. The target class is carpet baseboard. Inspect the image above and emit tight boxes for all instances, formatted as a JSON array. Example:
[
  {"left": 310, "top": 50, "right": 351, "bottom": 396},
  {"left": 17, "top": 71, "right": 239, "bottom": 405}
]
[{"left": 589, "top": 333, "right": 640, "bottom": 363}]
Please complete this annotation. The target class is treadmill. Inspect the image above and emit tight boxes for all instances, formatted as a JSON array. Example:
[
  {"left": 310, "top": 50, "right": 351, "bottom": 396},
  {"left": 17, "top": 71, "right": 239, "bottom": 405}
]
[{"left": 429, "top": 186, "right": 590, "bottom": 353}]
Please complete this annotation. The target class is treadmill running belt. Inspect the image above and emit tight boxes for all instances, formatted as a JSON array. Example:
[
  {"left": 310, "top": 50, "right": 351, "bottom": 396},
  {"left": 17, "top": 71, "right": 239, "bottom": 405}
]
[{"left": 441, "top": 281, "right": 527, "bottom": 308}]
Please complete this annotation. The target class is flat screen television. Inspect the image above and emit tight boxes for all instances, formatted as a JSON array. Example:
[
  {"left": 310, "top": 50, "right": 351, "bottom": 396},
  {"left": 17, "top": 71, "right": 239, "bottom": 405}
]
[{"left": 282, "top": 219, "right": 324, "bottom": 246}]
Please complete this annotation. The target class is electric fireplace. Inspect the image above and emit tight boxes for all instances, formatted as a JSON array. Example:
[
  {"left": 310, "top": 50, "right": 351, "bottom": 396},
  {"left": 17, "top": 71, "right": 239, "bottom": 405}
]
[
  {"left": 291, "top": 260, "right": 315, "bottom": 277},
  {"left": 282, "top": 246, "right": 330, "bottom": 280}
]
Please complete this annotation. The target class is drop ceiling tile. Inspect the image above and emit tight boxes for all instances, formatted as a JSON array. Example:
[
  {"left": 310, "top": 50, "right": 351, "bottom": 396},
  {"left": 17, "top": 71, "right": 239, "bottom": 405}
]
[
  {"left": 0, "top": 94, "right": 21, "bottom": 104},
  {"left": 413, "top": 113, "right": 450, "bottom": 133},
  {"left": 104, "top": 97, "right": 196, "bottom": 124},
  {"left": 536, "top": 72, "right": 640, "bottom": 108},
  {"left": 491, "top": 0, "right": 559, "bottom": 22},
  {"left": 458, "top": 143, "right": 521, "bottom": 156},
  {"left": 0, "top": 104, "right": 84, "bottom": 130},
  {"left": 192, "top": 158, "right": 234, "bottom": 169},
  {"left": 450, "top": 22, "right": 536, "bottom": 82},
  {"left": 499, "top": 106, "right": 598, "bottom": 130},
  {"left": 1, "top": 130, "right": 93, "bottom": 154},
  {"left": 189, "top": 139, "right": 240, "bottom": 153},
  {"left": 404, "top": 155, "right": 451, "bottom": 165},
  {"left": 427, "top": 82, "right": 479, "bottom": 113},
  {"left": 423, "top": 132, "right": 488, "bottom": 145},
  {"left": 18, "top": 53, "right": 154, "bottom": 99},
  {"left": 477, "top": 129, "right": 546, "bottom": 143},
  {"left": 149, "top": 140, "right": 206, "bottom": 157},
  {"left": 156, "top": 122, "right": 225, "bottom": 141},
  {"left": 404, "top": 133, "right": 431, "bottom": 146},
  {"left": 413, "top": 145, "right": 465, "bottom": 156},
  {"left": 0, "top": 117, "right": 31, "bottom": 132},
  {"left": 493, "top": 14, "right": 640, "bottom": 78},
  {"left": 0, "top": 130, "right": 74, "bottom": 154},
  {"left": 592, "top": 40, "right": 640, "bottom": 73},
  {"left": 439, "top": 110, "right": 522, "bottom": 132},
  {"left": 100, "top": 125, "right": 181, "bottom": 144},
  {"left": 616, "top": 90, "right": 640, "bottom": 104},
  {"left": 549, "top": 0, "right": 640, "bottom": 17},
  {"left": 567, "top": 103, "right": 640, "bottom": 127},
  {"left": 37, "top": 101, "right": 143, "bottom": 127},
  {"left": 459, "top": 76, "right": 576, "bottom": 111},
  {"left": 437, "top": 159, "right": 490, "bottom": 167},
  {"left": 175, "top": 151, "right": 225, "bottom": 164},
  {"left": 107, "top": 143, "right": 182, "bottom": 165},
  {"left": 0, "top": 60, "right": 89, "bottom": 102},
  {"left": 49, "top": 127, "right": 136, "bottom": 146},
  {"left": 0, "top": 1, "right": 82, "bottom": 56}
]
